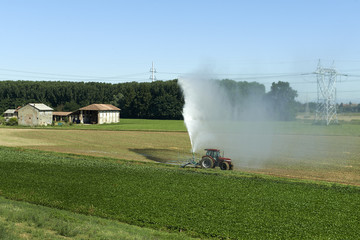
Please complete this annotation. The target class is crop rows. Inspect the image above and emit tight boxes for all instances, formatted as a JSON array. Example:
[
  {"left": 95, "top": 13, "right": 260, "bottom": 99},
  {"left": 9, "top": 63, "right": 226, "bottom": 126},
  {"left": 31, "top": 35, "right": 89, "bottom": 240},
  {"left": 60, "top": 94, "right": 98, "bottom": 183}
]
[{"left": 0, "top": 146, "right": 359, "bottom": 239}]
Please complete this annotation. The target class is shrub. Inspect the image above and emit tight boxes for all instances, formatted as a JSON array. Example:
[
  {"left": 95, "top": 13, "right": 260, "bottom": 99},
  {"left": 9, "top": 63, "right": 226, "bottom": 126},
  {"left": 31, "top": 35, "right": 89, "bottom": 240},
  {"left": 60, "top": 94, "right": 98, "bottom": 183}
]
[
  {"left": 5, "top": 118, "right": 18, "bottom": 126},
  {"left": 0, "top": 117, "right": 5, "bottom": 125}
]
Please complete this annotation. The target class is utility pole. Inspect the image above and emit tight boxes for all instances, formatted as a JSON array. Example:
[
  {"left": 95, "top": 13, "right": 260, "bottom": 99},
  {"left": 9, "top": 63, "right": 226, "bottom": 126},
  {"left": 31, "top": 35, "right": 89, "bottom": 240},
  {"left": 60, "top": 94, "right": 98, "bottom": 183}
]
[
  {"left": 305, "top": 93, "right": 310, "bottom": 118},
  {"left": 149, "top": 62, "right": 156, "bottom": 82},
  {"left": 314, "top": 60, "right": 338, "bottom": 125}
]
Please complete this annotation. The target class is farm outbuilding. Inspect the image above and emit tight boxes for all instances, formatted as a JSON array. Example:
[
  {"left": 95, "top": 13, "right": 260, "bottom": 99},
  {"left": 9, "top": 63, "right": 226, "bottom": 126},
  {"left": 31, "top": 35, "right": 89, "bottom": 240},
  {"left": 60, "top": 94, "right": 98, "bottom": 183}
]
[
  {"left": 71, "top": 104, "right": 120, "bottom": 124},
  {"left": 18, "top": 103, "right": 53, "bottom": 126},
  {"left": 3, "top": 109, "right": 17, "bottom": 120},
  {"left": 53, "top": 112, "right": 73, "bottom": 122}
]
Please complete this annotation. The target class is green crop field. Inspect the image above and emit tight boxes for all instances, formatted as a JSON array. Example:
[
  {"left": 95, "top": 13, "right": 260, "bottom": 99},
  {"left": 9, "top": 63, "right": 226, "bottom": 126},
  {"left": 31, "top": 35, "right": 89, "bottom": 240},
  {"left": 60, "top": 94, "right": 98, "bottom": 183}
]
[
  {"left": 0, "top": 195, "right": 193, "bottom": 240},
  {"left": 0, "top": 118, "right": 188, "bottom": 132},
  {"left": 5, "top": 118, "right": 360, "bottom": 136},
  {"left": 0, "top": 146, "right": 359, "bottom": 239},
  {"left": 1, "top": 119, "right": 360, "bottom": 239}
]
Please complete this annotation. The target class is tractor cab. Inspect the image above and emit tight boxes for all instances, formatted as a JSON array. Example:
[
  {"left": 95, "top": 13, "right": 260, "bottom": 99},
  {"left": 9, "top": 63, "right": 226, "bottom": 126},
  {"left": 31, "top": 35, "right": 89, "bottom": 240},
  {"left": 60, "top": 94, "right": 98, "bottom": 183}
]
[{"left": 205, "top": 149, "right": 221, "bottom": 160}]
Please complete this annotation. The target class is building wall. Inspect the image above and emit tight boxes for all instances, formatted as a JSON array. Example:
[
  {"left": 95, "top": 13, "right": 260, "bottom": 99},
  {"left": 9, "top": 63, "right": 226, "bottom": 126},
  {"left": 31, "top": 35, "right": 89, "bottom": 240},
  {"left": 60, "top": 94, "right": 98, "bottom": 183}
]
[
  {"left": 18, "top": 105, "right": 37, "bottom": 126},
  {"left": 18, "top": 105, "right": 53, "bottom": 126},
  {"left": 4, "top": 113, "right": 15, "bottom": 119},
  {"left": 38, "top": 111, "right": 53, "bottom": 126},
  {"left": 98, "top": 111, "right": 119, "bottom": 124}
]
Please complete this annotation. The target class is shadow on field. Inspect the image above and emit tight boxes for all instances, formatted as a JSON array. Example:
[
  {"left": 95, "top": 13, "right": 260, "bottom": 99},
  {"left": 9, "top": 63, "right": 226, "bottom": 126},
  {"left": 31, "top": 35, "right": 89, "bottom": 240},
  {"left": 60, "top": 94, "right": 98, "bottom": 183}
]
[{"left": 129, "top": 148, "right": 189, "bottom": 163}]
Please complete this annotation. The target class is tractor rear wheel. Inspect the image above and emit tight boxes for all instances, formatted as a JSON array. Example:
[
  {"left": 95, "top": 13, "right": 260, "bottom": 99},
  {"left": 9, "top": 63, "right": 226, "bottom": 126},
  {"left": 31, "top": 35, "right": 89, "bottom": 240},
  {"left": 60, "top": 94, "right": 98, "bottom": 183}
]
[
  {"left": 220, "top": 162, "right": 230, "bottom": 170},
  {"left": 200, "top": 157, "right": 214, "bottom": 169}
]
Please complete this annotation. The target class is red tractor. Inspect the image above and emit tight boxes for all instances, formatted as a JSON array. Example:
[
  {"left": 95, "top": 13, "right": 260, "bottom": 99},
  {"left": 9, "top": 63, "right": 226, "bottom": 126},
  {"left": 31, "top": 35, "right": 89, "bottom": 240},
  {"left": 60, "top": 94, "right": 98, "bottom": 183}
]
[{"left": 199, "top": 149, "right": 233, "bottom": 170}]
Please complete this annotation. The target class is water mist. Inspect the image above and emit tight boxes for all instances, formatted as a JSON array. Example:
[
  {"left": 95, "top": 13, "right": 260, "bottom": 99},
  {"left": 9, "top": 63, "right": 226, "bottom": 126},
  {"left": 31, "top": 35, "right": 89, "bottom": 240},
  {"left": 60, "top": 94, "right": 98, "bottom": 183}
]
[
  {"left": 178, "top": 71, "right": 359, "bottom": 186},
  {"left": 178, "top": 72, "right": 276, "bottom": 168}
]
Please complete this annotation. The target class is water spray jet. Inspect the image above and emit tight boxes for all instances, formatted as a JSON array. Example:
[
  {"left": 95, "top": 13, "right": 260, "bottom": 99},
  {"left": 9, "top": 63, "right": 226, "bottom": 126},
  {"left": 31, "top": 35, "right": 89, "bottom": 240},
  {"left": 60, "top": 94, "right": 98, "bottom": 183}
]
[{"left": 178, "top": 71, "right": 270, "bottom": 169}]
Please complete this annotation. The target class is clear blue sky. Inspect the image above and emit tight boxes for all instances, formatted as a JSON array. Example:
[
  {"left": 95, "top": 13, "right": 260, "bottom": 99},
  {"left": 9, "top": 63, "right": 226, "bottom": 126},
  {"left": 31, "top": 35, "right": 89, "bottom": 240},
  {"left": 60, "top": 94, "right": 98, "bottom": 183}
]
[{"left": 1, "top": 0, "right": 360, "bottom": 102}]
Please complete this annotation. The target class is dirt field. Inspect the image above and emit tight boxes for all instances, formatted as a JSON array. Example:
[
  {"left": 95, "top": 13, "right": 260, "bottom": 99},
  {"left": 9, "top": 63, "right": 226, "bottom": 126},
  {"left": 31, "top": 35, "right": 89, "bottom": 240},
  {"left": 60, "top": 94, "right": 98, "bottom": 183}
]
[
  {"left": 0, "top": 128, "right": 359, "bottom": 185},
  {"left": 0, "top": 129, "right": 53, "bottom": 146},
  {"left": 0, "top": 128, "right": 192, "bottom": 162}
]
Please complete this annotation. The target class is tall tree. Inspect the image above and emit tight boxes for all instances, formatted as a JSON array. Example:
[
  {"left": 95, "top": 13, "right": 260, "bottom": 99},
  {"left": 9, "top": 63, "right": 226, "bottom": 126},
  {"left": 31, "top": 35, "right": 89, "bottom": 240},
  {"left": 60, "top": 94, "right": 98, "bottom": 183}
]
[{"left": 266, "top": 81, "right": 298, "bottom": 120}]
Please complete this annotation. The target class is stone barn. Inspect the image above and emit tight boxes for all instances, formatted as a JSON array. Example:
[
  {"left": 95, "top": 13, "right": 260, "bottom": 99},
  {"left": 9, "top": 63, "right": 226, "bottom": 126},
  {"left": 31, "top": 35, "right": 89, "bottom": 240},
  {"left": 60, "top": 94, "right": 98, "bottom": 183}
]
[
  {"left": 18, "top": 103, "right": 53, "bottom": 126},
  {"left": 71, "top": 104, "right": 120, "bottom": 124}
]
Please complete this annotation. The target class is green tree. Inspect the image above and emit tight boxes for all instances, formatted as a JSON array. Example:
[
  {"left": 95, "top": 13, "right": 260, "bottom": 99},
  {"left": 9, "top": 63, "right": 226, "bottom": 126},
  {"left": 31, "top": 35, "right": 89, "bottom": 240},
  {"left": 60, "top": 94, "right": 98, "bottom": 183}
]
[
  {"left": 110, "top": 92, "right": 124, "bottom": 108},
  {"left": 266, "top": 81, "right": 298, "bottom": 121},
  {"left": 63, "top": 101, "right": 80, "bottom": 112},
  {"left": 0, "top": 79, "right": 186, "bottom": 120}
]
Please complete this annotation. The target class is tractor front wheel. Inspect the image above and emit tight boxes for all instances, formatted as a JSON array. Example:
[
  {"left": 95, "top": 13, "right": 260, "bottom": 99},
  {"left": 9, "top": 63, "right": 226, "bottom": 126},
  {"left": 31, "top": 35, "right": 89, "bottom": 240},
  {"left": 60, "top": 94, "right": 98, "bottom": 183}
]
[
  {"left": 200, "top": 157, "right": 214, "bottom": 169},
  {"left": 220, "top": 162, "right": 230, "bottom": 170}
]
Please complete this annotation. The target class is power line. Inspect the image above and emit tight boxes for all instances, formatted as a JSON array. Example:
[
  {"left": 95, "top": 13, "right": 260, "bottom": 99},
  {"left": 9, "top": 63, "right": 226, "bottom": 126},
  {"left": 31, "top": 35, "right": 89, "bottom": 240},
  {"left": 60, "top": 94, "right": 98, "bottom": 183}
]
[
  {"left": 299, "top": 89, "right": 360, "bottom": 94},
  {"left": 1, "top": 65, "right": 358, "bottom": 81},
  {"left": 157, "top": 71, "right": 314, "bottom": 77},
  {"left": 0, "top": 67, "right": 103, "bottom": 78},
  {"left": 0, "top": 66, "right": 359, "bottom": 87},
  {"left": 0, "top": 67, "right": 149, "bottom": 81},
  {"left": 0, "top": 75, "right": 150, "bottom": 82}
]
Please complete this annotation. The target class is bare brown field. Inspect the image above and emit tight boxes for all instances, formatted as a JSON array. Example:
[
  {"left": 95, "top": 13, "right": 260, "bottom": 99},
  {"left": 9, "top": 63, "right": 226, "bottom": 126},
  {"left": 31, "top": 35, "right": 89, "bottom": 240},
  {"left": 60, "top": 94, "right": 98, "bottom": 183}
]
[
  {"left": 0, "top": 129, "right": 192, "bottom": 162},
  {"left": 0, "top": 129, "right": 52, "bottom": 146},
  {"left": 0, "top": 128, "right": 359, "bottom": 185}
]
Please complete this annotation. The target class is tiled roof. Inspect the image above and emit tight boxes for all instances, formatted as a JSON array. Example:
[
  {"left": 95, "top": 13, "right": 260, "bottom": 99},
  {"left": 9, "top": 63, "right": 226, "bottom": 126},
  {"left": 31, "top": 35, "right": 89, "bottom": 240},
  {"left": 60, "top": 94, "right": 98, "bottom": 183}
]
[
  {"left": 4, "top": 109, "right": 16, "bottom": 114},
  {"left": 28, "top": 103, "right": 54, "bottom": 111},
  {"left": 79, "top": 104, "right": 120, "bottom": 111},
  {"left": 53, "top": 112, "right": 72, "bottom": 116}
]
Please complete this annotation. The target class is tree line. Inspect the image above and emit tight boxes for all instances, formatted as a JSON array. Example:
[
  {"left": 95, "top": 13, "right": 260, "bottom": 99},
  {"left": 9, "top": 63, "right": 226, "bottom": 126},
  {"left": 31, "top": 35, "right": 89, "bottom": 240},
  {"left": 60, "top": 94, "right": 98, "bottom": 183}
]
[
  {"left": 297, "top": 101, "right": 360, "bottom": 114},
  {"left": 0, "top": 80, "right": 184, "bottom": 119},
  {"left": 218, "top": 79, "right": 298, "bottom": 121},
  {"left": 0, "top": 79, "right": 298, "bottom": 120}
]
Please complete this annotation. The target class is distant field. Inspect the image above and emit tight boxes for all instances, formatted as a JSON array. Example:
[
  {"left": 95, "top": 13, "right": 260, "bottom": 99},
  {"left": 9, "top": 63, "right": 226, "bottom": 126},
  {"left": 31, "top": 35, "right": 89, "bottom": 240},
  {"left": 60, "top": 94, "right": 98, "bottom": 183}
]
[
  {"left": 66, "top": 118, "right": 188, "bottom": 131},
  {"left": 4, "top": 117, "right": 360, "bottom": 135},
  {"left": 297, "top": 112, "right": 360, "bottom": 122},
  {"left": 0, "top": 118, "right": 188, "bottom": 132},
  {"left": 0, "top": 147, "right": 359, "bottom": 239}
]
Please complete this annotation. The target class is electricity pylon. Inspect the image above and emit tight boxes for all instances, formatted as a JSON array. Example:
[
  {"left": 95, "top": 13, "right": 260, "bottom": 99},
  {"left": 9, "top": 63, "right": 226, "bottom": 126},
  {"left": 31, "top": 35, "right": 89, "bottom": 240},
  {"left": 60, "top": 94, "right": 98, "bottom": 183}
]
[
  {"left": 149, "top": 62, "right": 156, "bottom": 82},
  {"left": 314, "top": 60, "right": 338, "bottom": 125}
]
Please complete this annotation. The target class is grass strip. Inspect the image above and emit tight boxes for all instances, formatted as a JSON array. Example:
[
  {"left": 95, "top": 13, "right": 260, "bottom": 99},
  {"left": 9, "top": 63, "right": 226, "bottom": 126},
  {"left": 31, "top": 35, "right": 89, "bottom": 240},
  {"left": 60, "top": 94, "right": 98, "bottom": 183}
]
[
  {"left": 0, "top": 146, "right": 359, "bottom": 239},
  {"left": 3, "top": 119, "right": 360, "bottom": 136},
  {"left": 0, "top": 196, "right": 193, "bottom": 240},
  {"left": 0, "top": 119, "right": 188, "bottom": 132}
]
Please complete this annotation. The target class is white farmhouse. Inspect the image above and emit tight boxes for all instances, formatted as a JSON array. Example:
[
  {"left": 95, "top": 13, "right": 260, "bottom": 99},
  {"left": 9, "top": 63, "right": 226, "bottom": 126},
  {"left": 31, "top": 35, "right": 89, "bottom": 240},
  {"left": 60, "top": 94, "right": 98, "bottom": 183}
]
[{"left": 71, "top": 104, "right": 120, "bottom": 124}]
